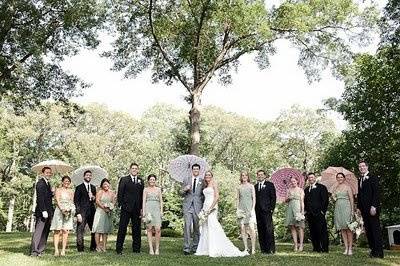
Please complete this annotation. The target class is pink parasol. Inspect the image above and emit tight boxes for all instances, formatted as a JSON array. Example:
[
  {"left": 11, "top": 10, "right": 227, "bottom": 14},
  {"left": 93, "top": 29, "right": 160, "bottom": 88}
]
[
  {"left": 320, "top": 166, "right": 358, "bottom": 195},
  {"left": 271, "top": 168, "right": 304, "bottom": 203}
]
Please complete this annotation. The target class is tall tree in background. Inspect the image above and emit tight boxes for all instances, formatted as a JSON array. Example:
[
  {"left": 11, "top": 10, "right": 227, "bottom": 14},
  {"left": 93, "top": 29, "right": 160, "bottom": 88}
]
[
  {"left": 0, "top": 0, "right": 106, "bottom": 110},
  {"left": 106, "top": 0, "right": 377, "bottom": 155}
]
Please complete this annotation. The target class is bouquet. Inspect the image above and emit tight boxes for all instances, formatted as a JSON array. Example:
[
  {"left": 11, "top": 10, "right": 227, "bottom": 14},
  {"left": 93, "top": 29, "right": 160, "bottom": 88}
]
[
  {"left": 236, "top": 209, "right": 246, "bottom": 220},
  {"left": 60, "top": 201, "right": 75, "bottom": 219},
  {"left": 347, "top": 212, "right": 364, "bottom": 239},
  {"left": 198, "top": 208, "right": 216, "bottom": 226},
  {"left": 295, "top": 212, "right": 305, "bottom": 222},
  {"left": 144, "top": 213, "right": 152, "bottom": 224},
  {"left": 103, "top": 202, "right": 114, "bottom": 216}
]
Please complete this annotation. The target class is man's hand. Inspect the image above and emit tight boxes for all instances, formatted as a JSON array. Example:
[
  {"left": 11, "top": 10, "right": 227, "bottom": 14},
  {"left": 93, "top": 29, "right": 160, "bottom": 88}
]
[
  {"left": 183, "top": 185, "right": 191, "bottom": 192},
  {"left": 77, "top": 214, "right": 83, "bottom": 223},
  {"left": 42, "top": 211, "right": 48, "bottom": 219},
  {"left": 370, "top": 206, "right": 377, "bottom": 216}
]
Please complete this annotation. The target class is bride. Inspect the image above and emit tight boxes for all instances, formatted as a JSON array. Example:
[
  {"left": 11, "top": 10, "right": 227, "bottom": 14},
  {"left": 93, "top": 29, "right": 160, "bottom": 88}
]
[{"left": 195, "top": 171, "right": 248, "bottom": 257}]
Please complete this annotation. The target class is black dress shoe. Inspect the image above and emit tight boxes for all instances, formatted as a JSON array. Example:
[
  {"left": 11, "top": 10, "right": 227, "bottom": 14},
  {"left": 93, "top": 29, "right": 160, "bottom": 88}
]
[
  {"left": 116, "top": 251, "right": 123, "bottom": 255},
  {"left": 184, "top": 251, "right": 190, "bottom": 255}
]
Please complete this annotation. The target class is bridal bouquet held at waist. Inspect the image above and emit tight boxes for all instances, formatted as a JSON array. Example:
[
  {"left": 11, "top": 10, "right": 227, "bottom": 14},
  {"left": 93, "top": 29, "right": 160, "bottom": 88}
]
[
  {"left": 347, "top": 212, "right": 364, "bottom": 239},
  {"left": 198, "top": 208, "right": 216, "bottom": 225}
]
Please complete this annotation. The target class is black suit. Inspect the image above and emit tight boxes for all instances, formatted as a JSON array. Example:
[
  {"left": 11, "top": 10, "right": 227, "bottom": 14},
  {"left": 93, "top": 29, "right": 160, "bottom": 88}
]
[
  {"left": 31, "top": 178, "right": 54, "bottom": 256},
  {"left": 255, "top": 180, "right": 276, "bottom": 253},
  {"left": 116, "top": 175, "right": 144, "bottom": 253},
  {"left": 304, "top": 183, "right": 329, "bottom": 252},
  {"left": 74, "top": 182, "right": 96, "bottom": 251},
  {"left": 357, "top": 174, "right": 384, "bottom": 258}
]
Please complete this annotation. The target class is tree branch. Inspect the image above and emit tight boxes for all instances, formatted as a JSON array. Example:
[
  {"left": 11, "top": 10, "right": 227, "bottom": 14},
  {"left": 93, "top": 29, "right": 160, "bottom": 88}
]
[{"left": 148, "top": 0, "right": 191, "bottom": 92}]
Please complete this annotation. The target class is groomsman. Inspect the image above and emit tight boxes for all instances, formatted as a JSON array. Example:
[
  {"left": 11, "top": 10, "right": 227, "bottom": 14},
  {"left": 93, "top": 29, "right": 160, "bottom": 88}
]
[
  {"left": 181, "top": 164, "right": 204, "bottom": 255},
  {"left": 74, "top": 170, "right": 97, "bottom": 251},
  {"left": 30, "top": 167, "right": 54, "bottom": 256},
  {"left": 254, "top": 170, "right": 276, "bottom": 254},
  {"left": 304, "top": 172, "right": 329, "bottom": 252},
  {"left": 357, "top": 161, "right": 384, "bottom": 258},
  {"left": 116, "top": 163, "right": 144, "bottom": 254}
]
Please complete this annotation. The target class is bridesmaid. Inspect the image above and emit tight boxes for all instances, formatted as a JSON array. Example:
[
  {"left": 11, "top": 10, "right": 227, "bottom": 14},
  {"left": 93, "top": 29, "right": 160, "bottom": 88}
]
[
  {"left": 50, "top": 176, "right": 75, "bottom": 256},
  {"left": 142, "top": 174, "right": 163, "bottom": 255},
  {"left": 92, "top": 178, "right": 116, "bottom": 252},
  {"left": 236, "top": 171, "right": 257, "bottom": 254},
  {"left": 284, "top": 176, "right": 305, "bottom": 252},
  {"left": 332, "top": 172, "right": 354, "bottom": 255}
]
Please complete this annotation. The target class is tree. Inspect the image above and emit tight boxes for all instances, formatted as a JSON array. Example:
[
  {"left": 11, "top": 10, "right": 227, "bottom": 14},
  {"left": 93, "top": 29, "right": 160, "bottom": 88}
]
[
  {"left": 275, "top": 104, "right": 338, "bottom": 172},
  {"left": 0, "top": 0, "right": 106, "bottom": 110},
  {"left": 106, "top": 0, "right": 377, "bottom": 155},
  {"left": 321, "top": 0, "right": 400, "bottom": 232}
]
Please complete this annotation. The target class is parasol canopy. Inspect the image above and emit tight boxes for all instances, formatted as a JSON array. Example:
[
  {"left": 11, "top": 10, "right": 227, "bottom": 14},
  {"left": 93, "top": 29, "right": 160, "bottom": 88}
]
[
  {"left": 320, "top": 166, "right": 358, "bottom": 195},
  {"left": 168, "top": 155, "right": 209, "bottom": 183},
  {"left": 71, "top": 165, "right": 108, "bottom": 187},
  {"left": 31, "top": 160, "right": 73, "bottom": 175},
  {"left": 271, "top": 168, "right": 305, "bottom": 203}
]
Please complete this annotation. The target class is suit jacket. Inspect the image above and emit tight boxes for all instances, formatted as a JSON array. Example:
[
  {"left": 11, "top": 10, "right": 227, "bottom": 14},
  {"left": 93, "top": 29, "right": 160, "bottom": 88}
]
[
  {"left": 357, "top": 174, "right": 380, "bottom": 213},
  {"left": 182, "top": 176, "right": 204, "bottom": 214},
  {"left": 74, "top": 182, "right": 96, "bottom": 216},
  {"left": 254, "top": 180, "right": 276, "bottom": 214},
  {"left": 34, "top": 178, "right": 54, "bottom": 218},
  {"left": 117, "top": 175, "right": 144, "bottom": 213},
  {"left": 304, "top": 183, "right": 329, "bottom": 216}
]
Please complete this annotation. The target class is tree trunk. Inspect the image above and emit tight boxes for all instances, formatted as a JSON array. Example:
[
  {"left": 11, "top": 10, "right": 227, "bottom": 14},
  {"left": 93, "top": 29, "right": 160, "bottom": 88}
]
[
  {"left": 5, "top": 197, "right": 15, "bottom": 232},
  {"left": 189, "top": 92, "right": 202, "bottom": 155}
]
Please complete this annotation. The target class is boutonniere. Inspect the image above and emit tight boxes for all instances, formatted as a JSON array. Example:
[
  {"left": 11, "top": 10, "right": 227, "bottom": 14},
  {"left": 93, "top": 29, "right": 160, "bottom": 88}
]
[
  {"left": 138, "top": 179, "right": 142, "bottom": 184},
  {"left": 262, "top": 184, "right": 266, "bottom": 188}
]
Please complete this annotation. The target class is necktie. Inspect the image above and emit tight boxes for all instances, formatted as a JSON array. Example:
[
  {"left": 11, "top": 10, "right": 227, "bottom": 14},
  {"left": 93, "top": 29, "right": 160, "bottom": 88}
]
[
  {"left": 87, "top": 184, "right": 90, "bottom": 192},
  {"left": 258, "top": 182, "right": 261, "bottom": 192},
  {"left": 193, "top": 178, "right": 197, "bottom": 193}
]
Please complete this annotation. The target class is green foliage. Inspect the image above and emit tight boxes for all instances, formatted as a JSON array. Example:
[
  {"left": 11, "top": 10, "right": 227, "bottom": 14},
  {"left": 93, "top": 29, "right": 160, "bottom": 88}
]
[
  {"left": 0, "top": 0, "right": 107, "bottom": 110},
  {"left": 0, "top": 102, "right": 338, "bottom": 237}
]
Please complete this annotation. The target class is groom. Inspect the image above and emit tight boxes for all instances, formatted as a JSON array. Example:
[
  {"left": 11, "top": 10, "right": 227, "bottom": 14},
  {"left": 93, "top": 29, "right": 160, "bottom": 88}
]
[
  {"left": 182, "top": 164, "right": 204, "bottom": 255},
  {"left": 255, "top": 170, "right": 276, "bottom": 254}
]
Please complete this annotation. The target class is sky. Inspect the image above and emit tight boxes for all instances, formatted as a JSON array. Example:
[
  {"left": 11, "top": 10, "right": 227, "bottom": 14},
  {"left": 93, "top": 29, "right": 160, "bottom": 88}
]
[{"left": 62, "top": 1, "right": 384, "bottom": 130}]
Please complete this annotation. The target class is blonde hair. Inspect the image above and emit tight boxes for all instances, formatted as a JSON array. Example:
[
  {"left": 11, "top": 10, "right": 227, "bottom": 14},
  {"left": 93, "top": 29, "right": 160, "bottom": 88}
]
[{"left": 240, "top": 171, "right": 251, "bottom": 184}]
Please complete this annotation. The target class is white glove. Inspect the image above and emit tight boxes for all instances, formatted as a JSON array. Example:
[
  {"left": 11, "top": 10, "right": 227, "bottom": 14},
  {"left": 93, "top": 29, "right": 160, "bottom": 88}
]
[
  {"left": 77, "top": 214, "right": 83, "bottom": 223},
  {"left": 42, "top": 211, "right": 48, "bottom": 219}
]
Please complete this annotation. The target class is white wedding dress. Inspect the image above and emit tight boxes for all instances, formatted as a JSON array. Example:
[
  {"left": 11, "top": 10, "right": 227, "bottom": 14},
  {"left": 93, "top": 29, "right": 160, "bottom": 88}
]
[{"left": 195, "top": 187, "right": 248, "bottom": 257}]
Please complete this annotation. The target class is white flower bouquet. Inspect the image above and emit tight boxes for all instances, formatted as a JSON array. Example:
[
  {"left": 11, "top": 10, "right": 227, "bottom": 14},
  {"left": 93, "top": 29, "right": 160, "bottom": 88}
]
[
  {"left": 236, "top": 209, "right": 246, "bottom": 219},
  {"left": 144, "top": 213, "right": 152, "bottom": 224},
  {"left": 60, "top": 201, "right": 75, "bottom": 219},
  {"left": 347, "top": 212, "right": 364, "bottom": 239},
  {"left": 104, "top": 202, "right": 114, "bottom": 215},
  {"left": 198, "top": 208, "right": 216, "bottom": 226},
  {"left": 295, "top": 212, "right": 305, "bottom": 222}
]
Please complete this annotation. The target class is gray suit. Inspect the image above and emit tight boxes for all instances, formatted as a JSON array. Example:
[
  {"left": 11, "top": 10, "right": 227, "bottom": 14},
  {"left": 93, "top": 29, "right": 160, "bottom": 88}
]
[{"left": 182, "top": 176, "right": 204, "bottom": 252}]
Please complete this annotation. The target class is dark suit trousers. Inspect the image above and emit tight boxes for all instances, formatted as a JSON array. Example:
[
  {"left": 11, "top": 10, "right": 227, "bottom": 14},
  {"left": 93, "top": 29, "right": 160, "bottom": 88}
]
[
  {"left": 76, "top": 211, "right": 96, "bottom": 251},
  {"left": 307, "top": 213, "right": 329, "bottom": 252},
  {"left": 116, "top": 209, "right": 141, "bottom": 253},
  {"left": 256, "top": 211, "right": 275, "bottom": 253},
  {"left": 361, "top": 211, "right": 384, "bottom": 257},
  {"left": 31, "top": 216, "right": 52, "bottom": 255}
]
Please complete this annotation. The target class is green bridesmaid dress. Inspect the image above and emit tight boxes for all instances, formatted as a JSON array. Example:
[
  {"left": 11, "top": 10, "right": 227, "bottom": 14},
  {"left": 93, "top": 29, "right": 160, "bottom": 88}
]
[{"left": 334, "top": 191, "right": 352, "bottom": 231}]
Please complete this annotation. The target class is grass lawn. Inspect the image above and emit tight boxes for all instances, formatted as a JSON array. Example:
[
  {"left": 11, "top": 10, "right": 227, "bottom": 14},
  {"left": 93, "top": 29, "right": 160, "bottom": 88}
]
[{"left": 0, "top": 232, "right": 399, "bottom": 265}]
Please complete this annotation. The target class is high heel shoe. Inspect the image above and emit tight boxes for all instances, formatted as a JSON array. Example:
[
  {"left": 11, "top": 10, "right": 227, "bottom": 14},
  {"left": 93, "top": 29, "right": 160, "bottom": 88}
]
[
  {"left": 155, "top": 249, "right": 159, "bottom": 255},
  {"left": 60, "top": 250, "right": 65, "bottom": 256},
  {"left": 293, "top": 245, "right": 298, "bottom": 252},
  {"left": 149, "top": 249, "right": 154, "bottom": 255},
  {"left": 298, "top": 245, "right": 303, "bottom": 252},
  {"left": 54, "top": 250, "right": 60, "bottom": 257},
  {"left": 251, "top": 249, "right": 256, "bottom": 255},
  {"left": 343, "top": 248, "right": 348, "bottom": 255}
]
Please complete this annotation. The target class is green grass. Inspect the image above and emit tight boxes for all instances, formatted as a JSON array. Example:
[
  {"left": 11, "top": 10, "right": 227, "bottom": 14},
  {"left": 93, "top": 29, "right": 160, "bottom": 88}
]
[{"left": 0, "top": 232, "right": 399, "bottom": 265}]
